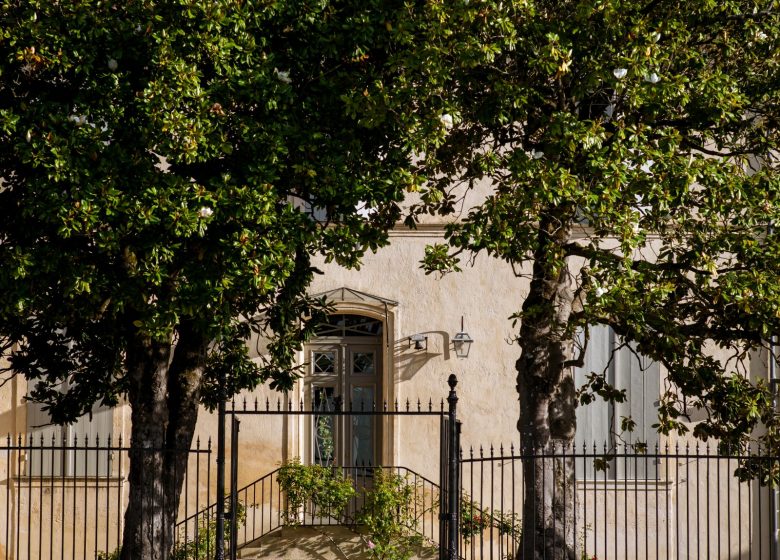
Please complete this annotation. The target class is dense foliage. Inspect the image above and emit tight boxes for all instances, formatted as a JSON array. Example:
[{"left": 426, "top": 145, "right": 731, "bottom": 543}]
[
  {"left": 408, "top": 1, "right": 780, "bottom": 556},
  {"left": 0, "top": 0, "right": 450, "bottom": 418},
  {"left": 416, "top": 0, "right": 780, "bottom": 453},
  {"left": 277, "top": 460, "right": 356, "bottom": 523},
  {"left": 0, "top": 1, "right": 450, "bottom": 557}
]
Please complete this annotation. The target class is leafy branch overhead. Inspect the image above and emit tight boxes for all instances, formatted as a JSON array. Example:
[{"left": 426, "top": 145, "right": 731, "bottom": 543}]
[
  {"left": 0, "top": 0, "right": 452, "bottom": 417},
  {"left": 413, "top": 0, "right": 780, "bottom": 454}
]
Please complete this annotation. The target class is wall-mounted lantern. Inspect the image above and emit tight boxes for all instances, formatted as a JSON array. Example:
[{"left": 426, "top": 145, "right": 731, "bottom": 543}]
[
  {"left": 409, "top": 333, "right": 428, "bottom": 351},
  {"left": 453, "top": 316, "right": 474, "bottom": 358}
]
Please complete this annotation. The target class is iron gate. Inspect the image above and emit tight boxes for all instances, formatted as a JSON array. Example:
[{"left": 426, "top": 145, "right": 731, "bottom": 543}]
[{"left": 214, "top": 374, "right": 462, "bottom": 560}]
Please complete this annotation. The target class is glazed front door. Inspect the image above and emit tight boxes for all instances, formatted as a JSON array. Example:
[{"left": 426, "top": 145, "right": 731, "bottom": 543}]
[{"left": 305, "top": 314, "right": 383, "bottom": 467}]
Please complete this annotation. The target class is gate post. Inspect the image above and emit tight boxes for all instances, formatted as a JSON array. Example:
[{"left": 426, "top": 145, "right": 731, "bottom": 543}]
[
  {"left": 229, "top": 417, "right": 240, "bottom": 560},
  {"left": 446, "top": 374, "right": 460, "bottom": 560}
]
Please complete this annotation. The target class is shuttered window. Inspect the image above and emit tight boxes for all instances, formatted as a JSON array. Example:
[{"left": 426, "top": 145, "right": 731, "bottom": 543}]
[
  {"left": 26, "top": 399, "right": 113, "bottom": 477},
  {"left": 574, "top": 325, "right": 659, "bottom": 479}
]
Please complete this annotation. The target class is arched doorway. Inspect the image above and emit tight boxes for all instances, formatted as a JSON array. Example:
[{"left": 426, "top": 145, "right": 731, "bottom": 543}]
[{"left": 304, "top": 313, "right": 384, "bottom": 467}]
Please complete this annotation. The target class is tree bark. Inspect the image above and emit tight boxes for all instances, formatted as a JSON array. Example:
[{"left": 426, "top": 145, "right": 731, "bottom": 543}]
[
  {"left": 516, "top": 216, "right": 577, "bottom": 560},
  {"left": 121, "top": 322, "right": 208, "bottom": 560}
]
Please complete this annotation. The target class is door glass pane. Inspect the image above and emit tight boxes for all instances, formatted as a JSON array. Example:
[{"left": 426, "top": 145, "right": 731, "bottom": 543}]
[
  {"left": 313, "top": 387, "right": 336, "bottom": 466},
  {"left": 314, "top": 314, "right": 383, "bottom": 337},
  {"left": 351, "top": 387, "right": 374, "bottom": 466},
  {"left": 312, "top": 351, "right": 336, "bottom": 375},
  {"left": 352, "top": 352, "right": 375, "bottom": 375}
]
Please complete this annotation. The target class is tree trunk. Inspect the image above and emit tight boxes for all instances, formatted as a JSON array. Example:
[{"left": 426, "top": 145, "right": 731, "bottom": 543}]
[
  {"left": 516, "top": 217, "right": 577, "bottom": 560},
  {"left": 121, "top": 323, "right": 208, "bottom": 560}
]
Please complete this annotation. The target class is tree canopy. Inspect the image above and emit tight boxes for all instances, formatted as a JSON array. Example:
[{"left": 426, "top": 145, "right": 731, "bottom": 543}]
[
  {"left": 410, "top": 1, "right": 780, "bottom": 556},
  {"left": 0, "top": 0, "right": 451, "bottom": 416},
  {"left": 418, "top": 0, "right": 780, "bottom": 451},
  {"left": 0, "top": 1, "right": 450, "bottom": 558}
]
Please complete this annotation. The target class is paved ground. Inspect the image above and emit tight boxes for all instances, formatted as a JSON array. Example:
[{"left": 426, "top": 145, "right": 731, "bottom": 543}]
[{"left": 237, "top": 526, "right": 438, "bottom": 560}]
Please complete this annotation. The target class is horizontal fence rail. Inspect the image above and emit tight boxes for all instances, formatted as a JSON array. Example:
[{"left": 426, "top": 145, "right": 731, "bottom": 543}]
[
  {"left": 1, "top": 434, "right": 212, "bottom": 560},
  {"left": 460, "top": 442, "right": 780, "bottom": 560},
  {"left": 227, "top": 395, "right": 450, "bottom": 416}
]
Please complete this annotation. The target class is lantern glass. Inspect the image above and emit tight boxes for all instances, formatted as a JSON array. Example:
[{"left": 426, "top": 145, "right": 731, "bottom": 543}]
[{"left": 453, "top": 331, "right": 473, "bottom": 358}]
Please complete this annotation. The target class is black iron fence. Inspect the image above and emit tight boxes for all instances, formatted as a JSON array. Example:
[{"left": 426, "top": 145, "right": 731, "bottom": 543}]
[
  {"left": 460, "top": 442, "right": 780, "bottom": 560},
  {"left": 2, "top": 428, "right": 779, "bottom": 559},
  {"left": 0, "top": 434, "right": 213, "bottom": 560}
]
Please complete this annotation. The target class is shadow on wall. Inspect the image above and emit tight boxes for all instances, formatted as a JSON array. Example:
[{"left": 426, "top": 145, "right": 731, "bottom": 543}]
[{"left": 394, "top": 331, "right": 451, "bottom": 383}]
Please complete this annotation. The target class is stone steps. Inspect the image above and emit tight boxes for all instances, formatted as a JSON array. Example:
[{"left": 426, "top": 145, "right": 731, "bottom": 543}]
[{"left": 236, "top": 526, "right": 438, "bottom": 560}]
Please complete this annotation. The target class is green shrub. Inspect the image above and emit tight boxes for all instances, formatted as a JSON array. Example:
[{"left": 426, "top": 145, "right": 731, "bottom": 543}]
[
  {"left": 277, "top": 459, "right": 356, "bottom": 524},
  {"left": 459, "top": 494, "right": 520, "bottom": 546},
  {"left": 356, "top": 468, "right": 426, "bottom": 560}
]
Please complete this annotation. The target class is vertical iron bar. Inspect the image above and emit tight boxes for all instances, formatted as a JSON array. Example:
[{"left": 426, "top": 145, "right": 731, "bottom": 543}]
[
  {"left": 252, "top": 474, "right": 257, "bottom": 542},
  {"left": 551, "top": 444, "right": 556, "bottom": 560},
  {"left": 38, "top": 437, "right": 43, "bottom": 560},
  {"left": 634, "top": 446, "right": 638, "bottom": 560},
  {"left": 614, "top": 443, "right": 619, "bottom": 560},
  {"left": 94, "top": 438, "right": 99, "bottom": 559},
  {"left": 229, "top": 416, "right": 240, "bottom": 560},
  {"left": 569, "top": 441, "right": 585, "bottom": 558},
  {"left": 604, "top": 441, "right": 608, "bottom": 560},
  {"left": 470, "top": 448, "right": 475, "bottom": 560},
  {"left": 562, "top": 443, "right": 566, "bottom": 560},
  {"left": 260, "top": 476, "right": 265, "bottom": 538},
  {"left": 665, "top": 444, "right": 669, "bottom": 560},
  {"left": 655, "top": 444, "right": 659, "bottom": 560},
  {"left": 51, "top": 435, "right": 56, "bottom": 560},
  {"left": 446, "top": 375, "right": 459, "bottom": 560},
  {"left": 624, "top": 444, "right": 629, "bottom": 560},
  {"left": 749, "top": 444, "right": 753, "bottom": 560},
  {"left": 645, "top": 446, "right": 649, "bottom": 560},
  {"left": 16, "top": 435, "right": 22, "bottom": 560},
  {"left": 759, "top": 444, "right": 763, "bottom": 560},
  {"left": 82, "top": 436, "right": 87, "bottom": 560},
  {"left": 439, "top": 415, "right": 447, "bottom": 559},
  {"left": 215, "top": 372, "right": 227, "bottom": 560},
  {"left": 117, "top": 440, "right": 123, "bottom": 557},
  {"left": 686, "top": 444, "right": 690, "bottom": 560},
  {"left": 696, "top": 445, "right": 701, "bottom": 560},
  {"left": 512, "top": 445, "right": 516, "bottom": 560},
  {"left": 5, "top": 436, "right": 10, "bottom": 560},
  {"left": 717, "top": 448, "right": 722, "bottom": 559},
  {"left": 195, "top": 440, "right": 201, "bottom": 556},
  {"left": 71, "top": 435, "right": 76, "bottom": 560},
  {"left": 480, "top": 448, "right": 485, "bottom": 558},
  {"left": 490, "top": 445, "right": 495, "bottom": 560},
  {"left": 105, "top": 437, "right": 110, "bottom": 557},
  {"left": 707, "top": 444, "right": 711, "bottom": 559},
  {"left": 737, "top": 446, "right": 742, "bottom": 559},
  {"left": 543, "top": 446, "right": 547, "bottom": 560},
  {"left": 727, "top": 453, "right": 732, "bottom": 558},
  {"left": 208, "top": 440, "right": 213, "bottom": 560},
  {"left": 593, "top": 440, "right": 607, "bottom": 556},
  {"left": 27, "top": 435, "right": 33, "bottom": 560}
]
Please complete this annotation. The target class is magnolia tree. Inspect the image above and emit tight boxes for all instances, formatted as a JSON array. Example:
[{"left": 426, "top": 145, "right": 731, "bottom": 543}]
[
  {"left": 0, "top": 1, "right": 451, "bottom": 558},
  {"left": 412, "top": 1, "right": 780, "bottom": 558}
]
